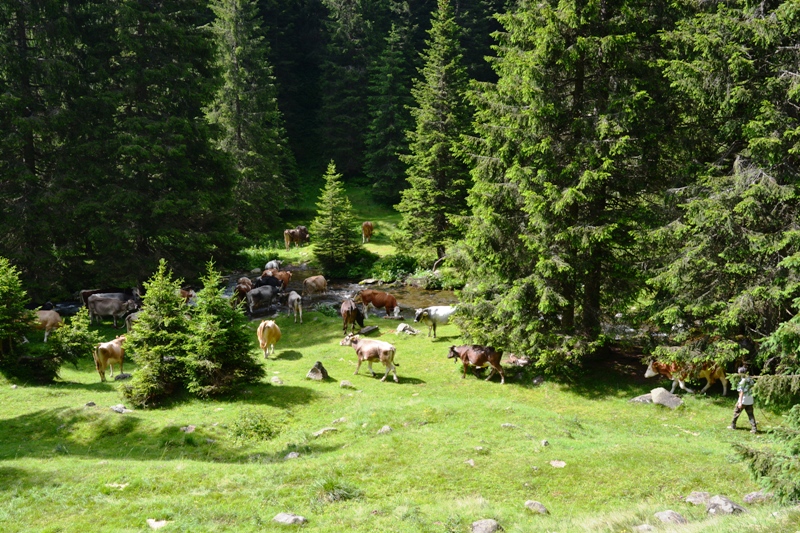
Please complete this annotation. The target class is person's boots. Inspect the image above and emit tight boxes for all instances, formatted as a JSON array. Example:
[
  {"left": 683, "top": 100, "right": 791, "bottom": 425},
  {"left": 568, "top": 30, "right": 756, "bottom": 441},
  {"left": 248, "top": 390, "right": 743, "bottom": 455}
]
[{"left": 750, "top": 422, "right": 758, "bottom": 434}]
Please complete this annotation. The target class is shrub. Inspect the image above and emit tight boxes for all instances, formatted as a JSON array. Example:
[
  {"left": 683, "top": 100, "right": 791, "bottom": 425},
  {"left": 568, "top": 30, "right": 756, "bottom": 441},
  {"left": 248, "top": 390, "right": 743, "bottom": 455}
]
[
  {"left": 46, "top": 308, "right": 101, "bottom": 371},
  {"left": 0, "top": 257, "right": 32, "bottom": 364},
  {"left": 370, "top": 253, "right": 418, "bottom": 282},
  {"left": 228, "top": 410, "right": 281, "bottom": 443}
]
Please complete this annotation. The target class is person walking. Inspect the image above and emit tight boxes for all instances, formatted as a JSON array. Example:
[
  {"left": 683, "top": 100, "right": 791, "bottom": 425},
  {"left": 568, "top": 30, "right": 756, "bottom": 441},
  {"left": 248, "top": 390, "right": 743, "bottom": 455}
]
[{"left": 730, "top": 366, "right": 757, "bottom": 433}]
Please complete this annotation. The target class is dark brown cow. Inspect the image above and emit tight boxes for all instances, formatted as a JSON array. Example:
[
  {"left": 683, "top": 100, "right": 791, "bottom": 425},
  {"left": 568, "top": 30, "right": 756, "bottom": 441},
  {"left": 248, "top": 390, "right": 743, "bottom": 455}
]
[
  {"left": 341, "top": 298, "right": 365, "bottom": 335},
  {"left": 357, "top": 289, "right": 398, "bottom": 318},
  {"left": 447, "top": 345, "right": 505, "bottom": 384},
  {"left": 232, "top": 283, "right": 252, "bottom": 307},
  {"left": 283, "top": 225, "right": 310, "bottom": 251},
  {"left": 362, "top": 221, "right": 374, "bottom": 243}
]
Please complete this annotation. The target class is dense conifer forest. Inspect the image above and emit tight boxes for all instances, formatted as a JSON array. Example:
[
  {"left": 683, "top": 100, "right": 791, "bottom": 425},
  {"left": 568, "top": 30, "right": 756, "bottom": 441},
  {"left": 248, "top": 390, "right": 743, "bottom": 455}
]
[{"left": 2, "top": 0, "right": 800, "bottom": 396}]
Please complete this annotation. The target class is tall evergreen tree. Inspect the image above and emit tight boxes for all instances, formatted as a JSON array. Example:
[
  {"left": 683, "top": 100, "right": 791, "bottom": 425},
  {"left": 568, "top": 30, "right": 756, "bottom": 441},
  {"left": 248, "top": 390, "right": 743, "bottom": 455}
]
[
  {"left": 395, "top": 0, "right": 472, "bottom": 259},
  {"left": 364, "top": 22, "right": 415, "bottom": 205},
  {"left": 207, "top": 0, "right": 296, "bottom": 237},
  {"left": 310, "top": 161, "right": 363, "bottom": 273},
  {"left": 456, "top": 0, "right": 678, "bottom": 368},
  {"left": 648, "top": 0, "right": 800, "bottom": 370}
]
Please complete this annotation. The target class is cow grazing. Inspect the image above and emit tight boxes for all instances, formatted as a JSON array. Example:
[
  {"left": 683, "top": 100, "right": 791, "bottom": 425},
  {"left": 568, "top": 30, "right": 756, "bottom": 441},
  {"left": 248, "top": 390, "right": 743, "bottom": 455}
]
[
  {"left": 254, "top": 273, "right": 282, "bottom": 290},
  {"left": 93, "top": 335, "right": 126, "bottom": 382},
  {"left": 233, "top": 282, "right": 252, "bottom": 307},
  {"left": 285, "top": 291, "right": 303, "bottom": 323},
  {"left": 341, "top": 298, "right": 365, "bottom": 334},
  {"left": 257, "top": 320, "right": 281, "bottom": 358},
  {"left": 283, "top": 226, "right": 310, "bottom": 251},
  {"left": 271, "top": 270, "right": 292, "bottom": 290},
  {"left": 357, "top": 289, "right": 398, "bottom": 318},
  {"left": 362, "top": 221, "right": 374, "bottom": 243},
  {"left": 237, "top": 276, "right": 253, "bottom": 288},
  {"left": 448, "top": 345, "right": 505, "bottom": 384},
  {"left": 247, "top": 285, "right": 279, "bottom": 315},
  {"left": 80, "top": 288, "right": 140, "bottom": 307},
  {"left": 178, "top": 288, "right": 196, "bottom": 303},
  {"left": 265, "top": 259, "right": 282, "bottom": 271},
  {"left": 303, "top": 275, "right": 327, "bottom": 296},
  {"left": 87, "top": 296, "right": 138, "bottom": 328},
  {"left": 340, "top": 334, "right": 399, "bottom": 382},
  {"left": 645, "top": 360, "right": 728, "bottom": 395},
  {"left": 35, "top": 310, "right": 62, "bottom": 342},
  {"left": 414, "top": 305, "right": 457, "bottom": 338}
]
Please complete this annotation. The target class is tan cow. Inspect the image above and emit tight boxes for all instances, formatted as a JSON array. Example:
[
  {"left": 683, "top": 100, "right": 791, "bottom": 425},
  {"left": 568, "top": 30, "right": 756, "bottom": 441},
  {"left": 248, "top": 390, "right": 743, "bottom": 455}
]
[
  {"left": 35, "top": 310, "right": 62, "bottom": 342},
  {"left": 93, "top": 335, "right": 126, "bottom": 382},
  {"left": 302, "top": 275, "right": 327, "bottom": 297},
  {"left": 362, "top": 221, "right": 374, "bottom": 243},
  {"left": 645, "top": 360, "right": 728, "bottom": 395},
  {"left": 340, "top": 334, "right": 399, "bottom": 382},
  {"left": 356, "top": 289, "right": 398, "bottom": 318},
  {"left": 257, "top": 320, "right": 281, "bottom": 358}
]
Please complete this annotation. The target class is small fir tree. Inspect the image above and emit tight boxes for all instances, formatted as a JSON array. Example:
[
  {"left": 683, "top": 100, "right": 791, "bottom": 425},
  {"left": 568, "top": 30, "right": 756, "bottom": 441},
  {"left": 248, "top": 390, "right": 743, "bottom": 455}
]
[
  {"left": 0, "top": 257, "right": 31, "bottom": 359},
  {"left": 184, "top": 262, "right": 264, "bottom": 397},
  {"left": 123, "top": 260, "right": 190, "bottom": 407},
  {"left": 310, "top": 161, "right": 363, "bottom": 273},
  {"left": 45, "top": 308, "right": 102, "bottom": 374}
]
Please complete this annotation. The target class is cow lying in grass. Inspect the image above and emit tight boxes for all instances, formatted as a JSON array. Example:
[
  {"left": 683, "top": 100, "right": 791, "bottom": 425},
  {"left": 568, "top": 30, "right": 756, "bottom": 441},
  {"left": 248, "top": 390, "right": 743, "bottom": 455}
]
[
  {"left": 448, "top": 345, "right": 505, "bottom": 384},
  {"left": 340, "top": 334, "right": 398, "bottom": 383},
  {"left": 644, "top": 360, "right": 728, "bottom": 395}
]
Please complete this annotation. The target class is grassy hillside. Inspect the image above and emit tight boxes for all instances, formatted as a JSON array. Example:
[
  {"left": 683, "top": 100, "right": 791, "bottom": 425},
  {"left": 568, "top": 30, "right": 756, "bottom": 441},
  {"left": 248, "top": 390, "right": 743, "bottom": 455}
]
[{"left": 1, "top": 312, "right": 798, "bottom": 533}]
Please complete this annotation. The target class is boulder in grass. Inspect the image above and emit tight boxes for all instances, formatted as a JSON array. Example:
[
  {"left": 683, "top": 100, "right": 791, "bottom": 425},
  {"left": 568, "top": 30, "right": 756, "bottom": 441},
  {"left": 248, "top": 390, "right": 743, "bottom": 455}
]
[
  {"left": 312, "top": 427, "right": 337, "bottom": 438},
  {"left": 471, "top": 518, "right": 501, "bottom": 533},
  {"left": 273, "top": 513, "right": 307, "bottom": 525},
  {"left": 685, "top": 491, "right": 711, "bottom": 506},
  {"left": 707, "top": 495, "right": 747, "bottom": 515},
  {"left": 306, "top": 361, "right": 329, "bottom": 381},
  {"left": 629, "top": 394, "right": 653, "bottom": 404},
  {"left": 651, "top": 387, "right": 683, "bottom": 409},
  {"left": 632, "top": 525, "right": 655, "bottom": 532},
  {"left": 654, "top": 510, "right": 687, "bottom": 524},
  {"left": 524, "top": 500, "right": 548, "bottom": 514},
  {"left": 743, "top": 490, "right": 773, "bottom": 504}
]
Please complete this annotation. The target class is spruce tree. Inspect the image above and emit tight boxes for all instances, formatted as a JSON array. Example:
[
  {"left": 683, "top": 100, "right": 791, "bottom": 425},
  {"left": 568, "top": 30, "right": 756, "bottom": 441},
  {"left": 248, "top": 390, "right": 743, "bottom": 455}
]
[
  {"left": 311, "top": 161, "right": 363, "bottom": 274},
  {"left": 456, "top": 0, "right": 678, "bottom": 368},
  {"left": 207, "top": 0, "right": 296, "bottom": 237},
  {"left": 124, "top": 260, "right": 190, "bottom": 407},
  {"left": 364, "top": 23, "right": 415, "bottom": 205},
  {"left": 395, "top": 0, "right": 472, "bottom": 259},
  {"left": 0, "top": 257, "right": 32, "bottom": 361},
  {"left": 184, "top": 262, "right": 264, "bottom": 398}
]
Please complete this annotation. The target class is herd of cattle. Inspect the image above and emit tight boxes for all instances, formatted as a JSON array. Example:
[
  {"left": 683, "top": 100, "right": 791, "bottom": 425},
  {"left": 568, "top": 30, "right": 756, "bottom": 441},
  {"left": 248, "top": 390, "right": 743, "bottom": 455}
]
[{"left": 25, "top": 227, "right": 737, "bottom": 392}]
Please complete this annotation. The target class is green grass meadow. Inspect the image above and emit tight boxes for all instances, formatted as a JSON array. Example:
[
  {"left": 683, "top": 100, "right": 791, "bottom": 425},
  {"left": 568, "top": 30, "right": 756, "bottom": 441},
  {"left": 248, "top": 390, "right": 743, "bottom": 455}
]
[{"left": 2, "top": 312, "right": 799, "bottom": 533}]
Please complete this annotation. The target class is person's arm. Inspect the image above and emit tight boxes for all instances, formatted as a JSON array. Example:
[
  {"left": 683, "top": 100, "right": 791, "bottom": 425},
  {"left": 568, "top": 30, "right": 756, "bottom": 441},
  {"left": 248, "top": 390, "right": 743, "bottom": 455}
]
[{"left": 737, "top": 389, "right": 744, "bottom": 407}]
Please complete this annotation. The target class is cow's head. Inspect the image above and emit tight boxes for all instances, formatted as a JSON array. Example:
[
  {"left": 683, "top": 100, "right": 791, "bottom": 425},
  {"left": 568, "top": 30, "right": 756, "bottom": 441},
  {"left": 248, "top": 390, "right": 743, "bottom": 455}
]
[
  {"left": 414, "top": 308, "right": 428, "bottom": 323},
  {"left": 340, "top": 334, "right": 359, "bottom": 346},
  {"left": 644, "top": 361, "right": 658, "bottom": 378},
  {"left": 447, "top": 346, "right": 459, "bottom": 361}
]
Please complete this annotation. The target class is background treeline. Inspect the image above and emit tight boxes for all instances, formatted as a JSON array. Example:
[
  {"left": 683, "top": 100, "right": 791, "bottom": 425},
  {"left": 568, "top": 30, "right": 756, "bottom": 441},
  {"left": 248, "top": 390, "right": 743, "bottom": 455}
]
[{"left": 2, "top": 0, "right": 800, "bottom": 388}]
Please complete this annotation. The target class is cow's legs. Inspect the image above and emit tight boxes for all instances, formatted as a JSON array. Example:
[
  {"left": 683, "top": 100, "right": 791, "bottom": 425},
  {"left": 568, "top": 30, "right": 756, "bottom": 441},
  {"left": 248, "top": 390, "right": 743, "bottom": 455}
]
[
  {"left": 43, "top": 329, "right": 50, "bottom": 343},
  {"left": 367, "top": 361, "right": 376, "bottom": 377},
  {"left": 381, "top": 363, "right": 398, "bottom": 383},
  {"left": 354, "top": 359, "right": 362, "bottom": 375},
  {"left": 486, "top": 363, "right": 505, "bottom": 384},
  {"left": 432, "top": 323, "right": 437, "bottom": 338},
  {"left": 298, "top": 307, "right": 302, "bottom": 324},
  {"left": 677, "top": 379, "right": 695, "bottom": 393},
  {"left": 720, "top": 376, "right": 728, "bottom": 396}
]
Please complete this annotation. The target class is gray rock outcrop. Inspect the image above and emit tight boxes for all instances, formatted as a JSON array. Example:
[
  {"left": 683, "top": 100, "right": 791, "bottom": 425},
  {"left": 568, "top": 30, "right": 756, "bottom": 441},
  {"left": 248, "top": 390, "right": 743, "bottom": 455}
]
[
  {"left": 685, "top": 491, "right": 711, "bottom": 505},
  {"left": 651, "top": 387, "right": 683, "bottom": 409},
  {"left": 471, "top": 518, "right": 501, "bottom": 533},
  {"left": 654, "top": 510, "right": 687, "bottom": 524},
  {"left": 273, "top": 513, "right": 307, "bottom": 525},
  {"left": 707, "top": 495, "right": 746, "bottom": 515},
  {"left": 524, "top": 500, "right": 548, "bottom": 514},
  {"left": 306, "top": 361, "right": 329, "bottom": 381}
]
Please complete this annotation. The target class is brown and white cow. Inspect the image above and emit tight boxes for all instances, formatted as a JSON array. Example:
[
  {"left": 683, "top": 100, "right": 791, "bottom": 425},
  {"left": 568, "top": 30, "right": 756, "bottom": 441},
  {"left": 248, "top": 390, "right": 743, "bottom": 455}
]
[
  {"left": 644, "top": 360, "right": 728, "bottom": 395},
  {"left": 283, "top": 226, "right": 310, "bottom": 251},
  {"left": 340, "top": 334, "right": 399, "bottom": 382},
  {"left": 303, "top": 275, "right": 327, "bottom": 297},
  {"left": 257, "top": 319, "right": 281, "bottom": 358},
  {"left": 271, "top": 270, "right": 292, "bottom": 290},
  {"left": 362, "top": 221, "right": 374, "bottom": 243},
  {"left": 93, "top": 335, "right": 126, "bottom": 382},
  {"left": 448, "top": 345, "right": 505, "bottom": 384},
  {"left": 356, "top": 289, "right": 398, "bottom": 318},
  {"left": 35, "top": 310, "right": 62, "bottom": 342}
]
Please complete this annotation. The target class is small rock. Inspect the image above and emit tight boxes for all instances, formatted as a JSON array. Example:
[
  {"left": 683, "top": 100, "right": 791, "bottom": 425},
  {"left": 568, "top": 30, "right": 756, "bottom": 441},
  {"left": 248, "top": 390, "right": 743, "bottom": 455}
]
[
  {"left": 106, "top": 483, "right": 129, "bottom": 490},
  {"left": 396, "top": 323, "right": 419, "bottom": 335},
  {"left": 273, "top": 512, "right": 307, "bottom": 525},
  {"left": 377, "top": 425, "right": 392, "bottom": 435},
  {"left": 332, "top": 417, "right": 346, "bottom": 424},
  {"left": 654, "top": 510, "right": 687, "bottom": 524},
  {"left": 11, "top": 385, "right": 18, "bottom": 389},
  {"left": 464, "top": 459, "right": 475, "bottom": 467},
  {"left": 541, "top": 440, "right": 549, "bottom": 447},
  {"left": 475, "top": 446, "right": 486, "bottom": 453},
  {"left": 629, "top": 394, "right": 653, "bottom": 404},
  {"left": 501, "top": 423, "right": 517, "bottom": 429},
  {"left": 359, "top": 278, "right": 380, "bottom": 285},
  {"left": 471, "top": 518, "right": 500, "bottom": 533},
  {"left": 340, "top": 380, "right": 354, "bottom": 389},
  {"left": 113, "top": 372, "right": 132, "bottom": 381},
  {"left": 524, "top": 500, "right": 548, "bottom": 514},
  {"left": 271, "top": 376, "right": 284, "bottom": 385},
  {"left": 360, "top": 325, "right": 379, "bottom": 335},
  {"left": 180, "top": 425, "right": 195, "bottom": 433},
  {"left": 146, "top": 519, "right": 171, "bottom": 530},
  {"left": 285, "top": 452, "right": 300, "bottom": 460},
  {"left": 685, "top": 491, "right": 711, "bottom": 505},
  {"left": 250, "top": 268, "right": 261, "bottom": 275},
  {"left": 632, "top": 525, "right": 655, "bottom": 532},
  {"left": 206, "top": 439, "right": 216, "bottom": 444},
  {"left": 707, "top": 495, "right": 747, "bottom": 515},
  {"left": 743, "top": 490, "right": 772, "bottom": 504},
  {"left": 306, "top": 361, "right": 328, "bottom": 381},
  {"left": 110, "top": 404, "right": 132, "bottom": 414},
  {"left": 312, "top": 427, "right": 337, "bottom": 437},
  {"left": 549, "top": 460, "right": 566, "bottom": 468},
  {"left": 532, "top": 375, "right": 545, "bottom": 386},
  {"left": 85, "top": 401, "right": 96, "bottom": 407},
  {"left": 651, "top": 387, "right": 683, "bottom": 409}
]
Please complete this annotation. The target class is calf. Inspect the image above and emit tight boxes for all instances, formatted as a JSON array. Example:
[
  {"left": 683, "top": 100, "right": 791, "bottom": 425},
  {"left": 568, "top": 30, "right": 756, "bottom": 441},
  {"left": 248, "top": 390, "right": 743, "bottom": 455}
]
[
  {"left": 286, "top": 291, "right": 303, "bottom": 324},
  {"left": 448, "top": 345, "right": 505, "bottom": 384},
  {"left": 340, "top": 334, "right": 399, "bottom": 382},
  {"left": 414, "top": 305, "right": 456, "bottom": 338},
  {"left": 87, "top": 296, "right": 138, "bottom": 328},
  {"left": 35, "top": 310, "right": 62, "bottom": 342},
  {"left": 341, "top": 298, "right": 365, "bottom": 334},
  {"left": 93, "top": 335, "right": 125, "bottom": 382},
  {"left": 645, "top": 360, "right": 728, "bottom": 395},
  {"left": 357, "top": 289, "right": 398, "bottom": 318},
  {"left": 362, "top": 221, "right": 374, "bottom": 243},
  {"left": 257, "top": 320, "right": 281, "bottom": 358}
]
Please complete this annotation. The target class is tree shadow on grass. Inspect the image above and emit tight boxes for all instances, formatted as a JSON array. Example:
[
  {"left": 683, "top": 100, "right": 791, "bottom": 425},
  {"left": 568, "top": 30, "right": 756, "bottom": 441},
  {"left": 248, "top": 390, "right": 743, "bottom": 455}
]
[
  {"left": 230, "top": 382, "right": 322, "bottom": 410},
  {"left": 273, "top": 350, "right": 303, "bottom": 361}
]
